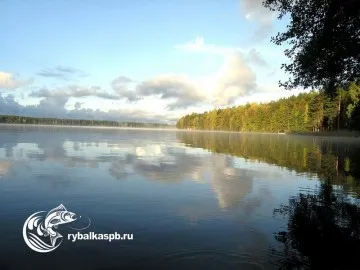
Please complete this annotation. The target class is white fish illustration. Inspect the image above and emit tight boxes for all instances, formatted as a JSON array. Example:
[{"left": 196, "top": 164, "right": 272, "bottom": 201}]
[
  {"left": 42, "top": 204, "right": 77, "bottom": 246},
  {"left": 23, "top": 204, "right": 77, "bottom": 251}
]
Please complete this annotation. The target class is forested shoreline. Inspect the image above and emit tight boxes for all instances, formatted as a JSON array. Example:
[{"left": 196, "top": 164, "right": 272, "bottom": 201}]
[
  {"left": 0, "top": 115, "right": 173, "bottom": 128},
  {"left": 176, "top": 83, "right": 360, "bottom": 133}
]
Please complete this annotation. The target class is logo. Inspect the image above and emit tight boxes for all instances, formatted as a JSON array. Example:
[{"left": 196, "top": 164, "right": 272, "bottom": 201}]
[
  {"left": 23, "top": 204, "right": 133, "bottom": 253},
  {"left": 23, "top": 204, "right": 89, "bottom": 253}
]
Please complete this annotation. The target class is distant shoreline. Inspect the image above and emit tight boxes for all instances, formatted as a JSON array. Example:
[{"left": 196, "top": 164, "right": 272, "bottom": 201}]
[
  {"left": 0, "top": 123, "right": 177, "bottom": 131},
  {"left": 0, "top": 114, "right": 174, "bottom": 130},
  {"left": 2, "top": 123, "right": 360, "bottom": 140}
]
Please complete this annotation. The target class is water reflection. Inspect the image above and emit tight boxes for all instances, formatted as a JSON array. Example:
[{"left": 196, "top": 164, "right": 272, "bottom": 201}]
[
  {"left": 0, "top": 126, "right": 267, "bottom": 212},
  {"left": 273, "top": 181, "right": 360, "bottom": 269},
  {"left": 177, "top": 131, "right": 360, "bottom": 269},
  {"left": 2, "top": 126, "right": 360, "bottom": 269},
  {"left": 1, "top": 126, "right": 281, "bottom": 269},
  {"left": 0, "top": 160, "right": 11, "bottom": 178},
  {"left": 177, "top": 131, "right": 360, "bottom": 197}
]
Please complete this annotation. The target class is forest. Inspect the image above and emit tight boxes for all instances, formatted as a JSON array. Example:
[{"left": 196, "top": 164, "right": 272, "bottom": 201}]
[
  {"left": 0, "top": 115, "right": 172, "bottom": 128},
  {"left": 176, "top": 83, "right": 360, "bottom": 133}
]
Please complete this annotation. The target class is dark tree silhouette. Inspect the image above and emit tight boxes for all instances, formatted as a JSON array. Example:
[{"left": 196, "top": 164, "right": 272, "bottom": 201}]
[
  {"left": 273, "top": 181, "right": 360, "bottom": 269},
  {"left": 263, "top": 0, "right": 360, "bottom": 95}
]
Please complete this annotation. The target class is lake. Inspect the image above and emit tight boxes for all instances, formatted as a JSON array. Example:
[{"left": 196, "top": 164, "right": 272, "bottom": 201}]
[{"left": 1, "top": 125, "right": 360, "bottom": 270}]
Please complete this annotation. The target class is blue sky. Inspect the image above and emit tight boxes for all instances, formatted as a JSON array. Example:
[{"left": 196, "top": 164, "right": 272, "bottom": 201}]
[{"left": 0, "top": 0, "right": 303, "bottom": 123}]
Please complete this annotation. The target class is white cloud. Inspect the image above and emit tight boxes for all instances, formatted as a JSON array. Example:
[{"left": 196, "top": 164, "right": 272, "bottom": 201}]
[
  {"left": 74, "top": 102, "right": 83, "bottom": 110},
  {"left": 234, "top": 83, "right": 310, "bottom": 106},
  {"left": 0, "top": 94, "right": 174, "bottom": 123},
  {"left": 30, "top": 85, "right": 120, "bottom": 100},
  {"left": 248, "top": 49, "right": 269, "bottom": 67},
  {"left": 240, "top": 0, "right": 277, "bottom": 41},
  {"left": 36, "top": 66, "right": 88, "bottom": 80},
  {"left": 241, "top": 0, "right": 274, "bottom": 24},
  {"left": 1, "top": 36, "right": 291, "bottom": 122},
  {"left": 174, "top": 36, "right": 245, "bottom": 55},
  {"left": 111, "top": 51, "right": 257, "bottom": 109},
  {"left": 111, "top": 76, "right": 139, "bottom": 101},
  {"left": 0, "top": 40, "right": 273, "bottom": 121},
  {"left": 175, "top": 37, "right": 272, "bottom": 66},
  {"left": 0, "top": 72, "right": 34, "bottom": 90},
  {"left": 211, "top": 52, "right": 257, "bottom": 105},
  {"left": 135, "top": 74, "right": 205, "bottom": 110}
]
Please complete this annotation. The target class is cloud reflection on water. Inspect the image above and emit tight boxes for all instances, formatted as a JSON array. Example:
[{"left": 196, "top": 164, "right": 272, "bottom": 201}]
[{"left": 0, "top": 127, "right": 275, "bottom": 212}]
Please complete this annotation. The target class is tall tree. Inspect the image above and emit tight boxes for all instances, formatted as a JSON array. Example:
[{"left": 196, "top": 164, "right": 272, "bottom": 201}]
[
  {"left": 263, "top": 0, "right": 360, "bottom": 95},
  {"left": 346, "top": 82, "right": 360, "bottom": 129}
]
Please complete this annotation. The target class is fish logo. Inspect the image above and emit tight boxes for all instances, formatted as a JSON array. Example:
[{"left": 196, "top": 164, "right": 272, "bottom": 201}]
[{"left": 23, "top": 204, "right": 79, "bottom": 253}]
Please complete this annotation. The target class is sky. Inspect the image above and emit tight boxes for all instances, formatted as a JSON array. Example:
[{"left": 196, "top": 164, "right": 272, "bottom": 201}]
[{"left": 0, "top": 0, "right": 306, "bottom": 123}]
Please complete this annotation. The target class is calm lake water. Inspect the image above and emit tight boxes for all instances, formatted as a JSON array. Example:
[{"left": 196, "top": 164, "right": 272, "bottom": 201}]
[{"left": 1, "top": 125, "right": 360, "bottom": 270}]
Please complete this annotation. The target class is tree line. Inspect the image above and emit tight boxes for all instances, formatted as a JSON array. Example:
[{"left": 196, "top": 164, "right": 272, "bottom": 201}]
[
  {"left": 176, "top": 83, "right": 360, "bottom": 133},
  {"left": 0, "top": 115, "right": 172, "bottom": 128}
]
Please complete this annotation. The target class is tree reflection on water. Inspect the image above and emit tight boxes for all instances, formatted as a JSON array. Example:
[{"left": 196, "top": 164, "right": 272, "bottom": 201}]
[
  {"left": 273, "top": 180, "right": 360, "bottom": 269},
  {"left": 177, "top": 132, "right": 360, "bottom": 269}
]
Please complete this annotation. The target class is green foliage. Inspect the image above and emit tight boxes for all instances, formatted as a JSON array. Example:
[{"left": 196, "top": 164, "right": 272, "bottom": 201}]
[
  {"left": 0, "top": 115, "right": 172, "bottom": 128},
  {"left": 177, "top": 86, "right": 360, "bottom": 132},
  {"left": 263, "top": 0, "right": 360, "bottom": 95}
]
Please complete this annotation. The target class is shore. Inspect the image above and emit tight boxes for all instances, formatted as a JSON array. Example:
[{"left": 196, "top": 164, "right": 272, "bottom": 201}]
[
  {"left": 287, "top": 130, "right": 360, "bottom": 138},
  {"left": 2, "top": 123, "right": 360, "bottom": 140},
  {"left": 284, "top": 131, "right": 360, "bottom": 143},
  {"left": 0, "top": 123, "right": 177, "bottom": 131}
]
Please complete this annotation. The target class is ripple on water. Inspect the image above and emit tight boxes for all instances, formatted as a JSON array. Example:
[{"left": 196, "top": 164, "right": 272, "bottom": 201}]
[{"left": 127, "top": 248, "right": 268, "bottom": 270}]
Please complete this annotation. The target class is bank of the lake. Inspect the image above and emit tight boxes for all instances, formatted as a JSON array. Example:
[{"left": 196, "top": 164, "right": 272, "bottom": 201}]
[
  {"left": 287, "top": 130, "right": 360, "bottom": 137},
  {"left": 0, "top": 114, "right": 174, "bottom": 129},
  {"left": 0, "top": 123, "right": 177, "bottom": 131}
]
